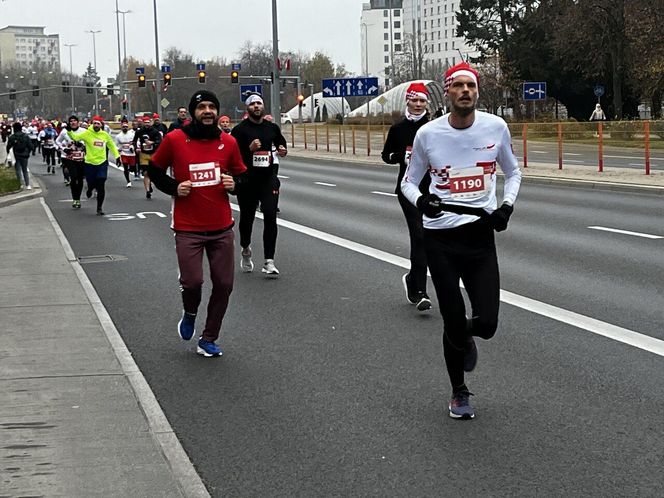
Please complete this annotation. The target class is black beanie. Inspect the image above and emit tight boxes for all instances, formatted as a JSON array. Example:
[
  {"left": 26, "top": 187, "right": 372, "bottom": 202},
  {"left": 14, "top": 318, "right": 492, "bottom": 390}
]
[{"left": 189, "top": 90, "right": 220, "bottom": 117}]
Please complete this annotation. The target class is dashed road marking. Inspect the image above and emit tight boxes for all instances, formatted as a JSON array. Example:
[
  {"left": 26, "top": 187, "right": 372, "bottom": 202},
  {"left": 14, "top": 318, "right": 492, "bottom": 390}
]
[{"left": 588, "top": 226, "right": 662, "bottom": 240}]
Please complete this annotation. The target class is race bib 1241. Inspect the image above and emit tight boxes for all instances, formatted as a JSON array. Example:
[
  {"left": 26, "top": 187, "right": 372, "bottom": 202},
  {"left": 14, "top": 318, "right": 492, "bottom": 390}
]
[{"left": 189, "top": 162, "right": 220, "bottom": 187}]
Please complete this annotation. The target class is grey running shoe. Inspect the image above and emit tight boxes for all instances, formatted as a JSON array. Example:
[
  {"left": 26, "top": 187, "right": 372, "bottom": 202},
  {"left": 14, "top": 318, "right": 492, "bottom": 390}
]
[
  {"left": 261, "top": 259, "right": 279, "bottom": 277},
  {"left": 415, "top": 294, "right": 432, "bottom": 311},
  {"left": 240, "top": 247, "right": 254, "bottom": 272},
  {"left": 449, "top": 390, "right": 475, "bottom": 419}
]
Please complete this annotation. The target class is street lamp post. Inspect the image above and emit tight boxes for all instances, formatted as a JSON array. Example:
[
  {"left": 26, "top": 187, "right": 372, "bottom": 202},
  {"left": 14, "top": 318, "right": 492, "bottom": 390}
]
[
  {"left": 361, "top": 23, "right": 372, "bottom": 76},
  {"left": 86, "top": 29, "right": 101, "bottom": 112},
  {"left": 152, "top": 0, "right": 161, "bottom": 114},
  {"left": 308, "top": 83, "right": 315, "bottom": 122},
  {"left": 64, "top": 43, "right": 77, "bottom": 112},
  {"left": 117, "top": 9, "right": 132, "bottom": 117},
  {"left": 270, "top": 0, "right": 281, "bottom": 121}
]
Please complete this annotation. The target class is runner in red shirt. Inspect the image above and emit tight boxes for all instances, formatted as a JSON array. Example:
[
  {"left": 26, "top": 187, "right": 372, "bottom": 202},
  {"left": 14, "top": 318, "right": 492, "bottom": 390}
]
[{"left": 149, "top": 90, "right": 247, "bottom": 357}]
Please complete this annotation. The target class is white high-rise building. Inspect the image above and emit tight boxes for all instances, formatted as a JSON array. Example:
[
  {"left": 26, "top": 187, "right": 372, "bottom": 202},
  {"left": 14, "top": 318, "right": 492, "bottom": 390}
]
[
  {"left": 0, "top": 26, "right": 60, "bottom": 71},
  {"left": 402, "top": 0, "right": 478, "bottom": 73},
  {"left": 360, "top": 1, "right": 404, "bottom": 89}
]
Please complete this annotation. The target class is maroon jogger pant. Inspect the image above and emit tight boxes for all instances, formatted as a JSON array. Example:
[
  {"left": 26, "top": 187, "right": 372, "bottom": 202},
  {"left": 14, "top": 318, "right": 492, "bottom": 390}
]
[{"left": 174, "top": 229, "right": 235, "bottom": 342}]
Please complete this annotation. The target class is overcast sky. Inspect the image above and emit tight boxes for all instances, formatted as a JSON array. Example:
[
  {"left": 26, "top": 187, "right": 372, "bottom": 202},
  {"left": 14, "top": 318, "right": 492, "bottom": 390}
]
[{"left": 1, "top": 0, "right": 366, "bottom": 81}]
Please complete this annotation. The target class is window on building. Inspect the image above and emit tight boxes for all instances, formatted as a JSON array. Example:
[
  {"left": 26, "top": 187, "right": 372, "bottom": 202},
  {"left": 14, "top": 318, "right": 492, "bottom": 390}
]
[
  {"left": 394, "top": 10, "right": 400, "bottom": 17},
  {"left": 384, "top": 55, "right": 390, "bottom": 63},
  {"left": 438, "top": 43, "right": 441, "bottom": 51},
  {"left": 445, "top": 30, "right": 448, "bottom": 38},
  {"left": 452, "top": 41, "right": 456, "bottom": 49},
  {"left": 384, "top": 9, "right": 389, "bottom": 17},
  {"left": 395, "top": 43, "right": 402, "bottom": 52},
  {"left": 438, "top": 6, "right": 441, "bottom": 13},
  {"left": 438, "top": 18, "right": 441, "bottom": 27},
  {"left": 445, "top": 4, "right": 447, "bottom": 12},
  {"left": 385, "top": 78, "right": 390, "bottom": 87},
  {"left": 394, "top": 21, "right": 400, "bottom": 28},
  {"left": 385, "top": 67, "right": 390, "bottom": 76},
  {"left": 445, "top": 17, "right": 447, "bottom": 25},
  {"left": 384, "top": 33, "right": 389, "bottom": 40},
  {"left": 424, "top": 20, "right": 427, "bottom": 28},
  {"left": 445, "top": 42, "right": 448, "bottom": 50},
  {"left": 424, "top": 33, "right": 428, "bottom": 41},
  {"left": 394, "top": 32, "right": 401, "bottom": 40},
  {"left": 452, "top": 56, "right": 456, "bottom": 65},
  {"left": 384, "top": 44, "right": 389, "bottom": 51}
]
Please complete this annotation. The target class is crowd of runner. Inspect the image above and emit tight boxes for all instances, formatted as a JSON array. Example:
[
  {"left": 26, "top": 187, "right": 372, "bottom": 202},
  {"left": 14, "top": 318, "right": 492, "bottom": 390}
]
[{"left": 3, "top": 61, "right": 522, "bottom": 420}]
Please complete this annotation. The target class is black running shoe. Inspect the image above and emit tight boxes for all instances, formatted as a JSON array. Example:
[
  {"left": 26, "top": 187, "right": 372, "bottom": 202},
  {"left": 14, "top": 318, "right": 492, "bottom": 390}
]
[
  {"left": 146, "top": 191, "right": 151, "bottom": 199},
  {"left": 96, "top": 209, "right": 105, "bottom": 216}
]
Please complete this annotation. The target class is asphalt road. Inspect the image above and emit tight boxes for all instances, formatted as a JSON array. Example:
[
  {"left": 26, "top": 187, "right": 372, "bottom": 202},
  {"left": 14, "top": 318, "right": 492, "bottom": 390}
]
[{"left": 39, "top": 155, "right": 664, "bottom": 497}]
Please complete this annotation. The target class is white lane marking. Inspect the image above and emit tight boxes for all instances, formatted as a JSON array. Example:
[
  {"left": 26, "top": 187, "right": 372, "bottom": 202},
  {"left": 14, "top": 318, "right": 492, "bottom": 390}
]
[
  {"left": 588, "top": 226, "right": 663, "bottom": 239},
  {"left": 277, "top": 175, "right": 290, "bottom": 179},
  {"left": 563, "top": 160, "right": 586, "bottom": 163},
  {"left": 315, "top": 182, "right": 337, "bottom": 187},
  {"left": 531, "top": 151, "right": 549, "bottom": 154},
  {"left": 41, "top": 198, "right": 211, "bottom": 497},
  {"left": 372, "top": 191, "right": 398, "bottom": 197},
  {"left": 605, "top": 155, "right": 651, "bottom": 160},
  {"left": 564, "top": 153, "right": 582, "bottom": 156},
  {"left": 230, "top": 204, "right": 664, "bottom": 358}
]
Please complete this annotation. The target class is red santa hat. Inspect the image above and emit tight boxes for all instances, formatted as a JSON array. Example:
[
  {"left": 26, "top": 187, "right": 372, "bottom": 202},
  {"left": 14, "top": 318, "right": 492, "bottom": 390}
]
[
  {"left": 444, "top": 62, "right": 480, "bottom": 95},
  {"left": 405, "top": 82, "right": 429, "bottom": 101},
  {"left": 91, "top": 115, "right": 104, "bottom": 124}
]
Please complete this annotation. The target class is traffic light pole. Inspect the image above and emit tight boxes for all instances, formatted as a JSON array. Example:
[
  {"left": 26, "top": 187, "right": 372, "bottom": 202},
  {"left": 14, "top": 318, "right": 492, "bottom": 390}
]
[{"left": 270, "top": 0, "right": 281, "bottom": 122}]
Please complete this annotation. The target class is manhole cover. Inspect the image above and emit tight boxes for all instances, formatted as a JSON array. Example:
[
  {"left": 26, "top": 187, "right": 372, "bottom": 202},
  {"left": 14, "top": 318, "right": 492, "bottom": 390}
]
[{"left": 77, "top": 254, "right": 128, "bottom": 264}]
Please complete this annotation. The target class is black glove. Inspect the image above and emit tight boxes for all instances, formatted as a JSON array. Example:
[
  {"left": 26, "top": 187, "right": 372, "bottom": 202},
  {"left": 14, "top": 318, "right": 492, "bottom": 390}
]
[
  {"left": 389, "top": 151, "right": 405, "bottom": 164},
  {"left": 416, "top": 193, "right": 444, "bottom": 218},
  {"left": 489, "top": 203, "right": 514, "bottom": 232}
]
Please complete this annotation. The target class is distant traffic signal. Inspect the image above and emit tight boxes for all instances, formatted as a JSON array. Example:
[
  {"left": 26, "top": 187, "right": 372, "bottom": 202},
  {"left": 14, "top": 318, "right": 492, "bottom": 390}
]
[
  {"left": 198, "top": 70, "right": 206, "bottom": 84},
  {"left": 297, "top": 94, "right": 305, "bottom": 107},
  {"left": 138, "top": 74, "right": 146, "bottom": 87},
  {"left": 107, "top": 84, "right": 114, "bottom": 96},
  {"left": 163, "top": 72, "right": 172, "bottom": 87},
  {"left": 62, "top": 81, "right": 70, "bottom": 93},
  {"left": 9, "top": 89, "right": 16, "bottom": 100},
  {"left": 32, "top": 85, "right": 39, "bottom": 97},
  {"left": 86, "top": 82, "right": 94, "bottom": 94},
  {"left": 230, "top": 70, "right": 239, "bottom": 84}
]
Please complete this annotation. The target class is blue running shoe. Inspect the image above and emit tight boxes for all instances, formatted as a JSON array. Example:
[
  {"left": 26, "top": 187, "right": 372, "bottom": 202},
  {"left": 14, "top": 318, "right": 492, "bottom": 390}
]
[
  {"left": 197, "top": 339, "right": 222, "bottom": 357},
  {"left": 449, "top": 390, "right": 475, "bottom": 419},
  {"left": 177, "top": 312, "right": 196, "bottom": 341}
]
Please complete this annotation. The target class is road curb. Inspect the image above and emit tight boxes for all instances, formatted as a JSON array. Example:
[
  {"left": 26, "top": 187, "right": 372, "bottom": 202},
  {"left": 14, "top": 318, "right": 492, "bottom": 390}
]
[
  {"left": 39, "top": 197, "right": 211, "bottom": 498},
  {"left": 0, "top": 171, "right": 44, "bottom": 208},
  {"left": 285, "top": 152, "right": 664, "bottom": 194}
]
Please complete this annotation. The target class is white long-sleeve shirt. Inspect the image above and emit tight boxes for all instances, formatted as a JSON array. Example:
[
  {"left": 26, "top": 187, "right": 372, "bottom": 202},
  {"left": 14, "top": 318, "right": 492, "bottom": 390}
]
[
  {"left": 401, "top": 111, "right": 522, "bottom": 229},
  {"left": 114, "top": 129, "right": 135, "bottom": 156}
]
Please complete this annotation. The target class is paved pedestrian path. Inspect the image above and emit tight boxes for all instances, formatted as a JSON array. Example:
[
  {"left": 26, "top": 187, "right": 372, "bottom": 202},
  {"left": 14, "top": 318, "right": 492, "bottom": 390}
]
[{"left": 0, "top": 195, "right": 208, "bottom": 497}]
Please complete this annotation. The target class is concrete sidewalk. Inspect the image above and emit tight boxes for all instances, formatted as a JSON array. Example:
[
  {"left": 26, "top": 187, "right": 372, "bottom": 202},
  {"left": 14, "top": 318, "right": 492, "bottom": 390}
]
[
  {"left": 287, "top": 147, "right": 664, "bottom": 192},
  {"left": 0, "top": 196, "right": 209, "bottom": 497}
]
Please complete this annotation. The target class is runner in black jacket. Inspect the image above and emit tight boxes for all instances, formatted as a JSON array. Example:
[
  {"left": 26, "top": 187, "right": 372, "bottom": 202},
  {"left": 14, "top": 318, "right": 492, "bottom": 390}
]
[
  {"left": 382, "top": 82, "right": 432, "bottom": 311},
  {"left": 231, "top": 94, "right": 287, "bottom": 277},
  {"left": 133, "top": 115, "right": 162, "bottom": 198}
]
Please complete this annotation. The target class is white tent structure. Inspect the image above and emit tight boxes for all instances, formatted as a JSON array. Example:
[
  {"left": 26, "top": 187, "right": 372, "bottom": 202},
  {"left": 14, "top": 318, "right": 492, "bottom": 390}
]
[
  {"left": 346, "top": 80, "right": 445, "bottom": 118},
  {"left": 285, "top": 92, "right": 351, "bottom": 123}
]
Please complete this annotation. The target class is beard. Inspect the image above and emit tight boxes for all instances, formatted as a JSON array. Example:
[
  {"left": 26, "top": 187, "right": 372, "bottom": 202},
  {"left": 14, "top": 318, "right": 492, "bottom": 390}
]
[{"left": 450, "top": 99, "right": 476, "bottom": 117}]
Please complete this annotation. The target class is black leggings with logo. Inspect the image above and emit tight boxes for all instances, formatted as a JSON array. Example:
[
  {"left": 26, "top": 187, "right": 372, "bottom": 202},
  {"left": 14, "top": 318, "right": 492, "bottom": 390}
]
[
  {"left": 424, "top": 220, "right": 500, "bottom": 389},
  {"left": 237, "top": 175, "right": 280, "bottom": 260}
]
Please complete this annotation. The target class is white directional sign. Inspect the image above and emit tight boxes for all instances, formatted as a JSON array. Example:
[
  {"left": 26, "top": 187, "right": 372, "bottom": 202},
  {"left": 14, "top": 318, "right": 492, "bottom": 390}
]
[
  {"left": 322, "top": 77, "right": 379, "bottom": 97},
  {"left": 523, "top": 82, "right": 547, "bottom": 100}
]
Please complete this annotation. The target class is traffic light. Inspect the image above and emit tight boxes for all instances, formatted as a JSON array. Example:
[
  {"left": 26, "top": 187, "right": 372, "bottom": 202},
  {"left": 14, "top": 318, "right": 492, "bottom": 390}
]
[
  {"left": 62, "top": 81, "right": 70, "bottom": 93},
  {"left": 163, "top": 72, "right": 172, "bottom": 87},
  {"left": 107, "top": 84, "right": 114, "bottom": 96},
  {"left": 138, "top": 74, "right": 146, "bottom": 87},
  {"left": 9, "top": 89, "right": 16, "bottom": 100},
  {"left": 198, "top": 70, "right": 206, "bottom": 84},
  {"left": 230, "top": 70, "right": 239, "bottom": 84},
  {"left": 297, "top": 94, "right": 305, "bottom": 107},
  {"left": 122, "top": 99, "right": 128, "bottom": 111},
  {"left": 32, "top": 85, "right": 40, "bottom": 97},
  {"left": 86, "top": 82, "right": 94, "bottom": 94}
]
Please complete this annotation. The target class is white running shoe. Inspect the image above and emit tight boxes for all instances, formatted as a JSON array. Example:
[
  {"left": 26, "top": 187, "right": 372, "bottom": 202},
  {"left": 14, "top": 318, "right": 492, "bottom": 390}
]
[
  {"left": 240, "top": 247, "right": 254, "bottom": 272},
  {"left": 26, "top": 185, "right": 32, "bottom": 190},
  {"left": 126, "top": 182, "right": 132, "bottom": 188},
  {"left": 261, "top": 259, "right": 279, "bottom": 277}
]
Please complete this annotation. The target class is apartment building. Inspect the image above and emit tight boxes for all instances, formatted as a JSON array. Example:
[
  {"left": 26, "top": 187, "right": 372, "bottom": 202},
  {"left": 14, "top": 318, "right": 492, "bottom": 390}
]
[
  {"left": 0, "top": 26, "right": 60, "bottom": 71},
  {"left": 360, "top": 0, "right": 404, "bottom": 89}
]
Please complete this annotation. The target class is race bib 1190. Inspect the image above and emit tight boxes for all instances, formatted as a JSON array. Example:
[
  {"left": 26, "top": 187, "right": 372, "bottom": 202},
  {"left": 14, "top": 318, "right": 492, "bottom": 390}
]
[{"left": 449, "top": 167, "right": 487, "bottom": 200}]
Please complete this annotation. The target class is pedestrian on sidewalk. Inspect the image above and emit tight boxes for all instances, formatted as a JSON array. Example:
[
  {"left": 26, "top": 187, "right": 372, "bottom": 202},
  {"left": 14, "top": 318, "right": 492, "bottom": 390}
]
[
  {"left": 401, "top": 62, "right": 522, "bottom": 420},
  {"left": 382, "top": 81, "right": 432, "bottom": 312},
  {"left": 148, "top": 90, "right": 247, "bottom": 357},
  {"left": 67, "top": 115, "right": 120, "bottom": 215},
  {"left": 6, "top": 122, "right": 34, "bottom": 190}
]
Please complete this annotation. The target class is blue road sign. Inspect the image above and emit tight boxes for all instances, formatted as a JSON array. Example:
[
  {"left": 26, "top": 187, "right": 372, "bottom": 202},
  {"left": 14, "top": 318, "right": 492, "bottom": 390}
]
[
  {"left": 322, "top": 77, "right": 379, "bottom": 97},
  {"left": 232, "top": 63, "right": 242, "bottom": 71},
  {"left": 135, "top": 67, "right": 145, "bottom": 75},
  {"left": 240, "top": 84, "right": 263, "bottom": 101},
  {"left": 160, "top": 65, "right": 171, "bottom": 73},
  {"left": 523, "top": 82, "right": 547, "bottom": 100},
  {"left": 196, "top": 63, "right": 206, "bottom": 71},
  {"left": 594, "top": 85, "right": 605, "bottom": 98}
]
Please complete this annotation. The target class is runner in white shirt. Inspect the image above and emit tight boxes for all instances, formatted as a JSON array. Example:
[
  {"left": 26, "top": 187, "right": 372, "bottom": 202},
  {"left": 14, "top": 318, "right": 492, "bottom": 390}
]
[
  {"left": 401, "top": 61, "right": 522, "bottom": 420},
  {"left": 114, "top": 118, "right": 136, "bottom": 187}
]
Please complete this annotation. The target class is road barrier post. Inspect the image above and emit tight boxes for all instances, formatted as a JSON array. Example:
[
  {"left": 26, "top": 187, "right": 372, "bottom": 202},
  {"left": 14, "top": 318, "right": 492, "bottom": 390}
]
[
  {"left": 557, "top": 122, "right": 563, "bottom": 170},
  {"left": 338, "top": 126, "right": 342, "bottom": 154},
  {"left": 367, "top": 126, "right": 371, "bottom": 156},
  {"left": 522, "top": 124, "right": 528, "bottom": 168},
  {"left": 644, "top": 121, "right": 651, "bottom": 175},
  {"left": 598, "top": 122, "right": 604, "bottom": 172},
  {"left": 314, "top": 125, "right": 318, "bottom": 151},
  {"left": 352, "top": 126, "right": 356, "bottom": 155},
  {"left": 326, "top": 125, "right": 330, "bottom": 152},
  {"left": 343, "top": 124, "right": 347, "bottom": 154},
  {"left": 303, "top": 123, "right": 307, "bottom": 150},
  {"left": 291, "top": 123, "right": 295, "bottom": 148}
]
